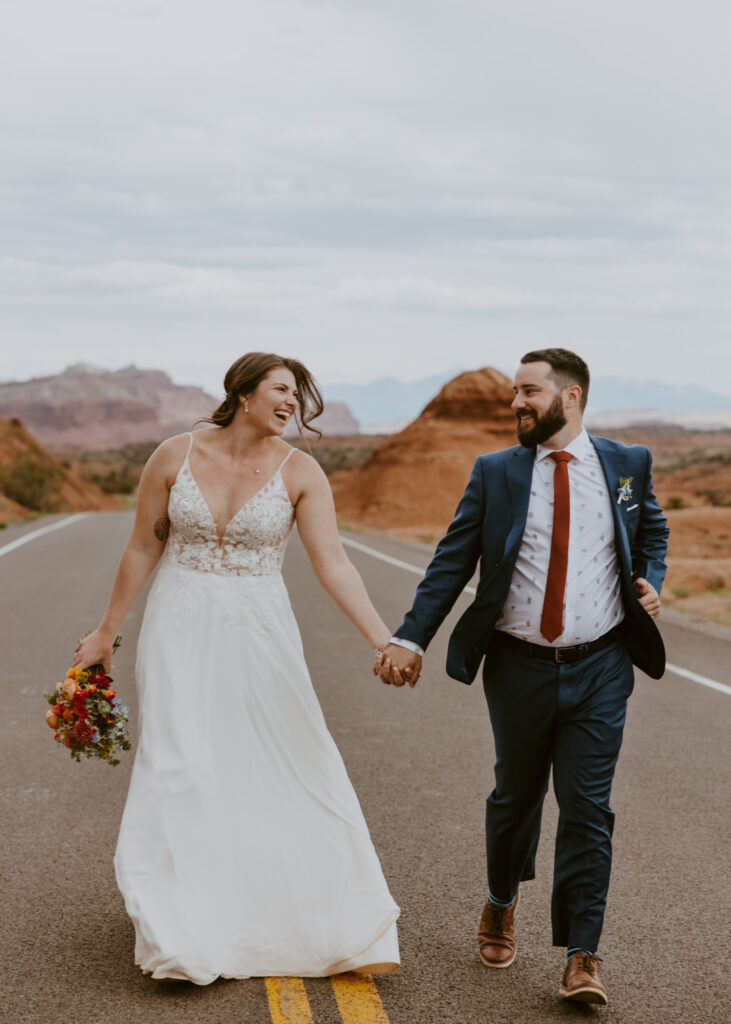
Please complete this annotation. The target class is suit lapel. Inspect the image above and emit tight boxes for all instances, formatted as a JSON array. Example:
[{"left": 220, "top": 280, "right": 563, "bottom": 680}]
[
  {"left": 591, "top": 435, "right": 632, "bottom": 575},
  {"left": 503, "top": 447, "right": 535, "bottom": 558}
]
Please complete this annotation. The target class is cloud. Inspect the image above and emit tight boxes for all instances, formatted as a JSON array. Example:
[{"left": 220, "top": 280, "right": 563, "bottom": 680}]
[
  {"left": 0, "top": 0, "right": 729, "bottom": 392},
  {"left": 337, "top": 275, "right": 693, "bottom": 316}
]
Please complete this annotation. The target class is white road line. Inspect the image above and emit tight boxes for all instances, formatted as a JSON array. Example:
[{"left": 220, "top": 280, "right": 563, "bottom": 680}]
[
  {"left": 340, "top": 533, "right": 729, "bottom": 696},
  {"left": 665, "top": 664, "right": 731, "bottom": 697},
  {"left": 340, "top": 535, "right": 478, "bottom": 596},
  {"left": 0, "top": 514, "right": 89, "bottom": 558}
]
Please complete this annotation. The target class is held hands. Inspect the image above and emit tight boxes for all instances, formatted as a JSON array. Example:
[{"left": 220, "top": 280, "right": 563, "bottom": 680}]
[
  {"left": 373, "top": 643, "right": 422, "bottom": 688},
  {"left": 73, "top": 630, "right": 114, "bottom": 672},
  {"left": 634, "top": 578, "right": 661, "bottom": 619}
]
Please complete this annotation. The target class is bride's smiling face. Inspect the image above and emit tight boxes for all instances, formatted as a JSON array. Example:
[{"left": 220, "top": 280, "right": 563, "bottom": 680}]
[{"left": 243, "top": 367, "right": 299, "bottom": 434}]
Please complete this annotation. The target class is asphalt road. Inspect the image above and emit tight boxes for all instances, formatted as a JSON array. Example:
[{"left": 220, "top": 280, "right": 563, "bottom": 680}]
[{"left": 1, "top": 512, "right": 729, "bottom": 1024}]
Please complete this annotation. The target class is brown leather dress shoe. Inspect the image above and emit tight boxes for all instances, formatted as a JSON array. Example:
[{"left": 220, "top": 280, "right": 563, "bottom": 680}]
[
  {"left": 559, "top": 951, "right": 608, "bottom": 1005},
  {"left": 477, "top": 891, "right": 519, "bottom": 968}
]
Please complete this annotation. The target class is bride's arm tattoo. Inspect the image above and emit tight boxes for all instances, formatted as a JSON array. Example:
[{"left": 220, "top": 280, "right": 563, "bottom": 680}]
[{"left": 154, "top": 517, "right": 171, "bottom": 542}]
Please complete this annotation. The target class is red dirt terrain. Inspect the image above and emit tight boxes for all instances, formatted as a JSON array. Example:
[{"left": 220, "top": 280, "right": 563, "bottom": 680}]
[{"left": 0, "top": 416, "right": 117, "bottom": 521}]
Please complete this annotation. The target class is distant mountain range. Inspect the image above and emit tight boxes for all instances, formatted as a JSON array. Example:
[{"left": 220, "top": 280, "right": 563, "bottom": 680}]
[
  {"left": 0, "top": 364, "right": 358, "bottom": 449},
  {"left": 586, "top": 376, "right": 731, "bottom": 415},
  {"left": 323, "top": 370, "right": 461, "bottom": 428},
  {"left": 325, "top": 371, "right": 731, "bottom": 430},
  {"left": 2, "top": 365, "right": 729, "bottom": 449}
]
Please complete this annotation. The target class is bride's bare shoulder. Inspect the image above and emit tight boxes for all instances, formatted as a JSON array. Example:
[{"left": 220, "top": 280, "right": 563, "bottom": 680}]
[
  {"left": 142, "top": 433, "right": 194, "bottom": 484},
  {"left": 281, "top": 445, "right": 324, "bottom": 478}
]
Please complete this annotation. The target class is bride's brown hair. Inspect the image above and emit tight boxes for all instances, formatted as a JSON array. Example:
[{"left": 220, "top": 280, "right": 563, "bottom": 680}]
[{"left": 202, "top": 353, "right": 324, "bottom": 439}]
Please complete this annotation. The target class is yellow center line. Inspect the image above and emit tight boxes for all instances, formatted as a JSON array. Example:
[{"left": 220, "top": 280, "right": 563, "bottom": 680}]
[
  {"left": 265, "top": 977, "right": 315, "bottom": 1024},
  {"left": 330, "top": 974, "right": 391, "bottom": 1024}
]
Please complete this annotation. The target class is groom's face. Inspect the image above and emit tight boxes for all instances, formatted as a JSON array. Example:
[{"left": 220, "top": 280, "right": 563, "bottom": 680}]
[{"left": 511, "top": 361, "right": 568, "bottom": 448}]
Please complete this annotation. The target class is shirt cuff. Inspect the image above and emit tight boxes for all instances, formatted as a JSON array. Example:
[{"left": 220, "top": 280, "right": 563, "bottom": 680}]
[{"left": 390, "top": 637, "right": 425, "bottom": 657}]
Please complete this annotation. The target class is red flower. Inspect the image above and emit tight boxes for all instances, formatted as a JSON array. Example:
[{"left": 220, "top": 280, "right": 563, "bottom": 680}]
[
  {"left": 89, "top": 671, "right": 108, "bottom": 687},
  {"left": 73, "top": 720, "right": 94, "bottom": 745},
  {"left": 73, "top": 692, "right": 89, "bottom": 719}
]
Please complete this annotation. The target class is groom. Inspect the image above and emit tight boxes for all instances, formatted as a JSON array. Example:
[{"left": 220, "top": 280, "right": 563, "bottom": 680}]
[{"left": 375, "top": 349, "right": 668, "bottom": 1006}]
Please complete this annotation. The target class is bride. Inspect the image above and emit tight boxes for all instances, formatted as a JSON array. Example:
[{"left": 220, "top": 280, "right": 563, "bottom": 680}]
[{"left": 73, "top": 352, "right": 400, "bottom": 985}]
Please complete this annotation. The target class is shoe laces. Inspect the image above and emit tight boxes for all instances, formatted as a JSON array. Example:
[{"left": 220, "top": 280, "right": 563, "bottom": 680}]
[
  {"left": 576, "top": 952, "right": 602, "bottom": 973},
  {"left": 483, "top": 902, "right": 511, "bottom": 933}
]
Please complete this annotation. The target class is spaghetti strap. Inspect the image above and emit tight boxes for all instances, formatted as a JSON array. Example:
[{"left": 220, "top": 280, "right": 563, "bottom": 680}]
[
  {"left": 278, "top": 446, "right": 296, "bottom": 472},
  {"left": 184, "top": 431, "right": 194, "bottom": 462}
]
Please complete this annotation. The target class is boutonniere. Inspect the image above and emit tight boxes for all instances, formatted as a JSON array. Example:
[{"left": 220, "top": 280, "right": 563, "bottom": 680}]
[{"left": 617, "top": 477, "right": 634, "bottom": 504}]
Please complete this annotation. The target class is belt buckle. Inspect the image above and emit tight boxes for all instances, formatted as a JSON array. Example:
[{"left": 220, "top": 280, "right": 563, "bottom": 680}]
[{"left": 554, "top": 647, "right": 566, "bottom": 664}]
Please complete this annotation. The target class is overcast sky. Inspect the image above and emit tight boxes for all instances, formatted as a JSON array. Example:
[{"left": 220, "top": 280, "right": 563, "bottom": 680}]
[{"left": 1, "top": 0, "right": 729, "bottom": 400}]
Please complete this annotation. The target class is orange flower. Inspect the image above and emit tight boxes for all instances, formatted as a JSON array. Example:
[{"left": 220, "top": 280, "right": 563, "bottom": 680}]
[
  {"left": 63, "top": 734, "right": 73, "bottom": 748},
  {"left": 63, "top": 679, "right": 77, "bottom": 700},
  {"left": 62, "top": 709, "right": 73, "bottom": 723},
  {"left": 103, "top": 689, "right": 116, "bottom": 699},
  {"left": 45, "top": 710, "right": 59, "bottom": 730}
]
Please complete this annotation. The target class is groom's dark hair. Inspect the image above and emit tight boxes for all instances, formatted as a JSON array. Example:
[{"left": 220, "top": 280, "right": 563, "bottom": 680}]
[{"left": 521, "top": 348, "right": 590, "bottom": 411}]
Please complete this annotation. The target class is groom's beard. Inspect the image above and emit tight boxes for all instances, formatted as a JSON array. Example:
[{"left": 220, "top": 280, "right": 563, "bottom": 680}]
[{"left": 516, "top": 394, "right": 568, "bottom": 448}]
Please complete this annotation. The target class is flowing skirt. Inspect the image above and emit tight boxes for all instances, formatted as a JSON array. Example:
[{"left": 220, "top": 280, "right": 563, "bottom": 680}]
[{"left": 114, "top": 563, "right": 400, "bottom": 984}]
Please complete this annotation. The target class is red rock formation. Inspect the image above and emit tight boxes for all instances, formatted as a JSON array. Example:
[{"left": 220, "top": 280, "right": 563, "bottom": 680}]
[
  {"left": 0, "top": 416, "right": 117, "bottom": 519},
  {"left": 0, "top": 364, "right": 218, "bottom": 450},
  {"left": 0, "top": 364, "right": 359, "bottom": 449},
  {"left": 330, "top": 368, "right": 517, "bottom": 539},
  {"left": 285, "top": 401, "right": 359, "bottom": 438}
]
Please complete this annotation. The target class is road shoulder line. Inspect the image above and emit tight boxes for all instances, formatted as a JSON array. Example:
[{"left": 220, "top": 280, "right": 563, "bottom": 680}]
[{"left": 0, "top": 514, "right": 89, "bottom": 558}]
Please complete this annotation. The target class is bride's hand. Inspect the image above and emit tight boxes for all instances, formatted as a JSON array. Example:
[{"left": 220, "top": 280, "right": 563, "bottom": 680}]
[{"left": 73, "top": 630, "right": 114, "bottom": 671}]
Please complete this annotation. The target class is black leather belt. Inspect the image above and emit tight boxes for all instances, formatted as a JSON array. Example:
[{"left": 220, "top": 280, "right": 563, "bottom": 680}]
[{"left": 493, "top": 629, "right": 618, "bottom": 664}]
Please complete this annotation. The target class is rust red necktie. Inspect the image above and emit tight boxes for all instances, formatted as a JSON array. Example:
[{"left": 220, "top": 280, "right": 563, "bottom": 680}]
[{"left": 540, "top": 451, "right": 574, "bottom": 643}]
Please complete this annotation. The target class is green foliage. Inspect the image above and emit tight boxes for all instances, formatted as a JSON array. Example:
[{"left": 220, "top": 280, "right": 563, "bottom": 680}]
[
  {"left": 0, "top": 455, "right": 64, "bottom": 511},
  {"left": 666, "top": 495, "right": 685, "bottom": 510},
  {"left": 289, "top": 440, "right": 377, "bottom": 476},
  {"left": 88, "top": 467, "right": 138, "bottom": 494},
  {"left": 672, "top": 585, "right": 693, "bottom": 599}
]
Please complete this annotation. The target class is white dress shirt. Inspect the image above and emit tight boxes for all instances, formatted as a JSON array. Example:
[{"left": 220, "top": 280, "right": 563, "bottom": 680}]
[{"left": 495, "top": 429, "right": 624, "bottom": 646}]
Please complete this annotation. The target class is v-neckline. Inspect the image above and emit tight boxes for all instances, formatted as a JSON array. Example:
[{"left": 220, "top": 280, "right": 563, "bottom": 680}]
[{"left": 185, "top": 461, "right": 283, "bottom": 544}]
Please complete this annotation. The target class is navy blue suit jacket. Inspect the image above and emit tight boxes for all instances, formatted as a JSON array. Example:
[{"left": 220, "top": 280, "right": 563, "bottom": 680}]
[{"left": 394, "top": 436, "right": 669, "bottom": 683}]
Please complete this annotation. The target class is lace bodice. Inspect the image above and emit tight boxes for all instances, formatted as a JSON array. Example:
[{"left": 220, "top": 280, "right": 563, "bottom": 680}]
[{"left": 161, "top": 435, "right": 295, "bottom": 577}]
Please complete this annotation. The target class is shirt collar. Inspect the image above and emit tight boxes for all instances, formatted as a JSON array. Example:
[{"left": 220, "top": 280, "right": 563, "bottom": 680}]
[{"left": 536, "top": 427, "right": 592, "bottom": 464}]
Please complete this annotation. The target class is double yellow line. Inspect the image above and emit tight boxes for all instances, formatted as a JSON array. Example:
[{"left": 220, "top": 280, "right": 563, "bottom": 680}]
[{"left": 265, "top": 974, "right": 390, "bottom": 1024}]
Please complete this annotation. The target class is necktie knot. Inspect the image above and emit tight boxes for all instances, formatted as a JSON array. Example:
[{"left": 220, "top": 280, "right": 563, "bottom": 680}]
[{"left": 549, "top": 451, "right": 573, "bottom": 465}]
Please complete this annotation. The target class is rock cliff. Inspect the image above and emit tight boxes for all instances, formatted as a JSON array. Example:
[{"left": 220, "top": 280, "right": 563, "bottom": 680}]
[
  {"left": 0, "top": 364, "right": 359, "bottom": 449},
  {"left": 0, "top": 416, "right": 117, "bottom": 519},
  {"left": 330, "top": 368, "right": 516, "bottom": 538}
]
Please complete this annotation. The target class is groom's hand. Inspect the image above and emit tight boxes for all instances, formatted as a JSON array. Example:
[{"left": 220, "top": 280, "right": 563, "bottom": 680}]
[
  {"left": 373, "top": 644, "right": 422, "bottom": 688},
  {"left": 634, "top": 577, "right": 660, "bottom": 619}
]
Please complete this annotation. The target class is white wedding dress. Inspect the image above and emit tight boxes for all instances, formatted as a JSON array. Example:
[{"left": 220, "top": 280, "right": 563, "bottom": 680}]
[{"left": 114, "top": 434, "right": 400, "bottom": 984}]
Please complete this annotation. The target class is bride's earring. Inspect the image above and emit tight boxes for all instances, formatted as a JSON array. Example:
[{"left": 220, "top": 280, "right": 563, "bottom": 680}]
[{"left": 244, "top": 398, "right": 249, "bottom": 412}]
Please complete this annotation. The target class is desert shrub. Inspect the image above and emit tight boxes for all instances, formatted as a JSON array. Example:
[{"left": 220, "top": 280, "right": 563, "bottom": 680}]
[
  {"left": 88, "top": 467, "right": 138, "bottom": 495},
  {"left": 0, "top": 456, "right": 63, "bottom": 512},
  {"left": 666, "top": 495, "right": 685, "bottom": 510},
  {"left": 695, "top": 489, "right": 731, "bottom": 507},
  {"left": 705, "top": 573, "right": 726, "bottom": 592},
  {"left": 290, "top": 441, "right": 377, "bottom": 475},
  {"left": 671, "top": 585, "right": 693, "bottom": 600}
]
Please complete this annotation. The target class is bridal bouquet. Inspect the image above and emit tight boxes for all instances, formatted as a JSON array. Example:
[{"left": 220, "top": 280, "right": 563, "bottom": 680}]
[{"left": 44, "top": 636, "right": 131, "bottom": 765}]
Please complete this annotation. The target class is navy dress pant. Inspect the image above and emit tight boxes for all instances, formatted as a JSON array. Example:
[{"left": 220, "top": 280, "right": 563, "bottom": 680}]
[{"left": 482, "top": 634, "right": 634, "bottom": 953}]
